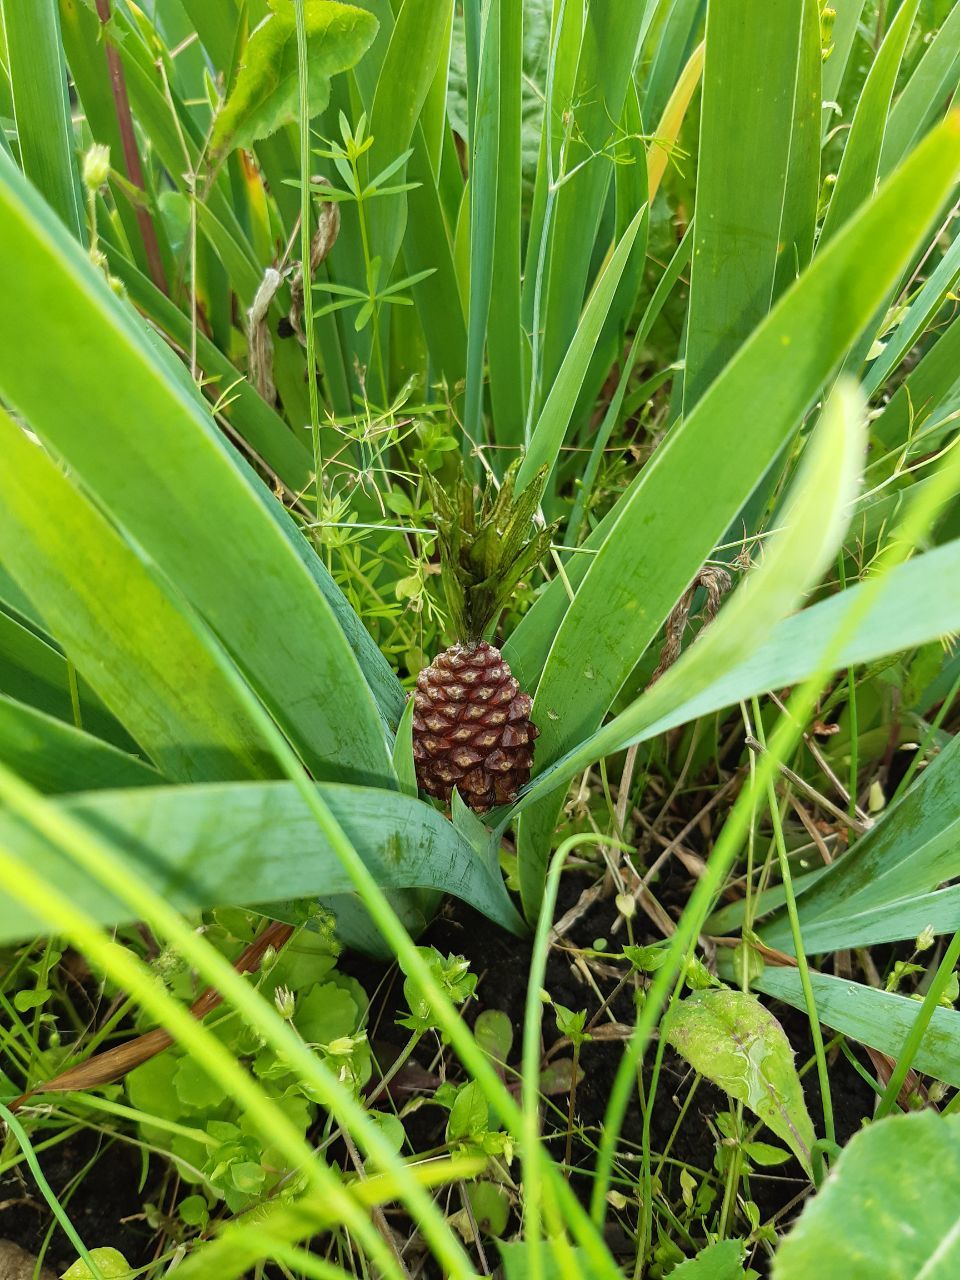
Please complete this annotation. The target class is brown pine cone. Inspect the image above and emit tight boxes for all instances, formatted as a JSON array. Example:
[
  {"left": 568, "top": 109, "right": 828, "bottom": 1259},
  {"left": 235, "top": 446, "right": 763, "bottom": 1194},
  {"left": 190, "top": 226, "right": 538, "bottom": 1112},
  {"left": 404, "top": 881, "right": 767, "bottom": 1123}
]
[{"left": 412, "top": 641, "right": 539, "bottom": 812}]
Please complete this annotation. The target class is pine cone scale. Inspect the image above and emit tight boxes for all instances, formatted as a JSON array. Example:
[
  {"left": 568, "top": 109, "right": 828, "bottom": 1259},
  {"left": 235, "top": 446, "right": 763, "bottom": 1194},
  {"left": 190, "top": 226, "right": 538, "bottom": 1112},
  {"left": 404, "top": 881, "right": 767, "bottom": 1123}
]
[{"left": 412, "top": 641, "right": 539, "bottom": 813}]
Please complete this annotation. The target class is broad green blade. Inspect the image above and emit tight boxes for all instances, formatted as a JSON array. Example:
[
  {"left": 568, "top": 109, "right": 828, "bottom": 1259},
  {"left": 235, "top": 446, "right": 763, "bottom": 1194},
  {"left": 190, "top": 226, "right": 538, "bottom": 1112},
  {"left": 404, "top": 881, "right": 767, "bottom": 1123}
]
[
  {"left": 0, "top": 409, "right": 277, "bottom": 782},
  {"left": 523, "top": 535, "right": 960, "bottom": 815},
  {"left": 512, "top": 117, "right": 960, "bottom": 915},
  {"left": 683, "top": 0, "right": 803, "bottom": 408},
  {"left": 526, "top": 0, "right": 657, "bottom": 398},
  {"left": 747, "top": 968, "right": 960, "bottom": 1090},
  {"left": 0, "top": 695, "right": 159, "bottom": 794},
  {"left": 880, "top": 1, "right": 960, "bottom": 177},
  {"left": 486, "top": 0, "right": 525, "bottom": 441},
  {"left": 364, "top": 0, "right": 451, "bottom": 288},
  {"left": 817, "top": 0, "right": 921, "bottom": 248},
  {"left": 464, "top": 0, "right": 500, "bottom": 441},
  {"left": 0, "top": 148, "right": 403, "bottom": 785},
  {"left": 0, "top": 781, "right": 525, "bottom": 943},
  {"left": 773, "top": 1113, "right": 960, "bottom": 1280},
  {"left": 2, "top": 0, "right": 84, "bottom": 240},
  {"left": 107, "top": 247, "right": 314, "bottom": 494},
  {"left": 760, "top": 734, "right": 960, "bottom": 953}
]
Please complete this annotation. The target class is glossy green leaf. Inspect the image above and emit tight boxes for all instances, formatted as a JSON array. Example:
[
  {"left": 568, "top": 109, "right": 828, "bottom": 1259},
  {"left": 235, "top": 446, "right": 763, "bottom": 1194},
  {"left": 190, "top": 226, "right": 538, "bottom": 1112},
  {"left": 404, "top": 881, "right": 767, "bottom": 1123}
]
[
  {"left": 773, "top": 1112, "right": 960, "bottom": 1279},
  {"left": 0, "top": 781, "right": 525, "bottom": 943},
  {"left": 0, "top": 408, "right": 276, "bottom": 782},
  {"left": 672, "top": 1241, "right": 748, "bottom": 1280},
  {"left": 210, "top": 0, "right": 379, "bottom": 155},
  {"left": 818, "top": 0, "right": 921, "bottom": 248},
  {"left": 666, "top": 988, "right": 815, "bottom": 1172},
  {"left": 0, "top": 695, "right": 159, "bottom": 794},
  {"left": 684, "top": 0, "right": 803, "bottom": 407},
  {"left": 0, "top": 147, "right": 403, "bottom": 785}
]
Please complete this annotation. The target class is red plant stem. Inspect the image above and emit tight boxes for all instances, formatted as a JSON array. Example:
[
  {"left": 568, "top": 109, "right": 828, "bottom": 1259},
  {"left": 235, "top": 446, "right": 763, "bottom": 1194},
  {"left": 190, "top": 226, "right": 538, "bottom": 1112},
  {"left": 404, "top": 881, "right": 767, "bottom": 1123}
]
[{"left": 94, "top": 0, "right": 168, "bottom": 294}]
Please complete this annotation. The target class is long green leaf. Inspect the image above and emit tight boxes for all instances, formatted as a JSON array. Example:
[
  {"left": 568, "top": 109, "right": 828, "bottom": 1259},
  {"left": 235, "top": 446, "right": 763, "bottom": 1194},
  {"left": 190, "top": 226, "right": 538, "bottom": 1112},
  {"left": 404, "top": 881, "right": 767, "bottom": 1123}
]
[
  {"left": 0, "top": 409, "right": 276, "bottom": 782},
  {"left": 0, "top": 610, "right": 133, "bottom": 751},
  {"left": 818, "top": 0, "right": 921, "bottom": 248},
  {"left": 863, "top": 234, "right": 960, "bottom": 396},
  {"left": 529, "top": 535, "right": 960, "bottom": 811},
  {"left": 2, "top": 0, "right": 84, "bottom": 240},
  {"left": 0, "top": 149, "right": 404, "bottom": 784},
  {"left": 364, "top": 0, "right": 451, "bottom": 286},
  {"left": 683, "top": 0, "right": 803, "bottom": 408},
  {"left": 0, "top": 695, "right": 159, "bottom": 794},
  {"left": 516, "top": 203, "right": 648, "bottom": 490},
  {"left": 773, "top": 0, "right": 822, "bottom": 296},
  {"left": 486, "top": 0, "right": 524, "bottom": 441},
  {"left": 880, "top": 1, "right": 960, "bottom": 177},
  {"left": 0, "top": 781, "right": 525, "bottom": 943},
  {"left": 748, "top": 968, "right": 960, "bottom": 1089},
  {"left": 514, "top": 376, "right": 865, "bottom": 914},
  {"left": 512, "top": 117, "right": 960, "bottom": 915},
  {"left": 760, "top": 734, "right": 960, "bottom": 953}
]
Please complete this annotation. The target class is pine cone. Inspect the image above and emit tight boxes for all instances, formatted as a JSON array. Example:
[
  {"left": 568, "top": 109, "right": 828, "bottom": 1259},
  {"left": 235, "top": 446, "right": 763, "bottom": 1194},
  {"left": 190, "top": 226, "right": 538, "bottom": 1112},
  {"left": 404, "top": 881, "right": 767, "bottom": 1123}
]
[{"left": 412, "top": 642, "right": 539, "bottom": 813}]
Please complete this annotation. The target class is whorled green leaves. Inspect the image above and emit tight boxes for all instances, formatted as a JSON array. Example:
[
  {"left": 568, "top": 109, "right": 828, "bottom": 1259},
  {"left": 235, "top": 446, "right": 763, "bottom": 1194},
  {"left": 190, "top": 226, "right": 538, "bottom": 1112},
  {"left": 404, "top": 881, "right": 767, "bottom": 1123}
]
[{"left": 211, "top": 0, "right": 379, "bottom": 155}]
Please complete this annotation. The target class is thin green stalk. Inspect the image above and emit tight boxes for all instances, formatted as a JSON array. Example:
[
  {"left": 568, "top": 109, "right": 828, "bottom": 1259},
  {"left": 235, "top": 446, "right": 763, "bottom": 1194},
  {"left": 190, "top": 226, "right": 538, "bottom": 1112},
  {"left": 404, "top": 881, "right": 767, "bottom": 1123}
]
[
  {"left": 293, "top": 0, "right": 324, "bottom": 512},
  {"left": 521, "top": 834, "right": 630, "bottom": 1280},
  {"left": 751, "top": 696, "right": 835, "bottom": 1147},
  {"left": 837, "top": 553, "right": 859, "bottom": 817},
  {"left": 876, "top": 926, "right": 960, "bottom": 1118},
  {"left": 0, "top": 1100, "right": 103, "bottom": 1279}
]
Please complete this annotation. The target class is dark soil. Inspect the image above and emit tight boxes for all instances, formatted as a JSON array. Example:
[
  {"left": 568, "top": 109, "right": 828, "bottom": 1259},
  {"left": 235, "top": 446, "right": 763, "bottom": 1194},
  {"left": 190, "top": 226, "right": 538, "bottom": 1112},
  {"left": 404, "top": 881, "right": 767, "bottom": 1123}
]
[{"left": 0, "top": 1130, "right": 159, "bottom": 1275}]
